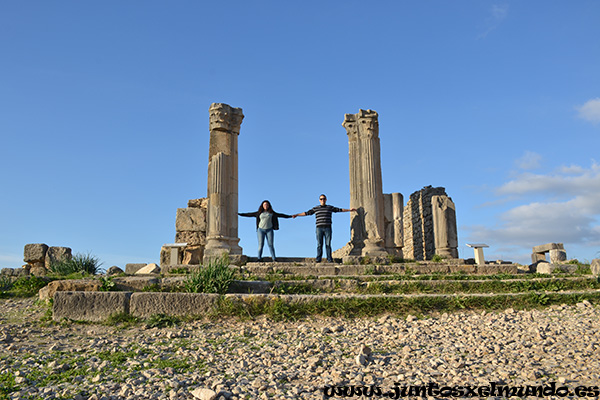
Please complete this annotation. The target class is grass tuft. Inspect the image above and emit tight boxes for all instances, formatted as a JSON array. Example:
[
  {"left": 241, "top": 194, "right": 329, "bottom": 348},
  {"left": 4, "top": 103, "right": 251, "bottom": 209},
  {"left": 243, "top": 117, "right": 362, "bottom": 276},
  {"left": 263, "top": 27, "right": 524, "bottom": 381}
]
[
  {"left": 49, "top": 252, "right": 103, "bottom": 276},
  {"left": 184, "top": 255, "right": 235, "bottom": 294}
]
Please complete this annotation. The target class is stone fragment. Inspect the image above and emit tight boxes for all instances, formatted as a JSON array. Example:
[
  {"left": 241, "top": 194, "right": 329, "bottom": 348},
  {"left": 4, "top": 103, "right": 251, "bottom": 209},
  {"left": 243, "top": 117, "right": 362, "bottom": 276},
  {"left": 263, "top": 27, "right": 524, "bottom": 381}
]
[
  {"left": 135, "top": 263, "right": 160, "bottom": 275},
  {"left": 44, "top": 246, "right": 72, "bottom": 269},
  {"left": 125, "top": 263, "right": 147, "bottom": 275},
  {"left": 191, "top": 388, "right": 217, "bottom": 400},
  {"left": 23, "top": 243, "right": 48, "bottom": 267},
  {"left": 39, "top": 279, "right": 102, "bottom": 302},
  {"left": 188, "top": 198, "right": 208, "bottom": 208},
  {"left": 106, "top": 266, "right": 124, "bottom": 275},
  {"left": 591, "top": 259, "right": 600, "bottom": 276},
  {"left": 355, "top": 343, "right": 372, "bottom": 366}
]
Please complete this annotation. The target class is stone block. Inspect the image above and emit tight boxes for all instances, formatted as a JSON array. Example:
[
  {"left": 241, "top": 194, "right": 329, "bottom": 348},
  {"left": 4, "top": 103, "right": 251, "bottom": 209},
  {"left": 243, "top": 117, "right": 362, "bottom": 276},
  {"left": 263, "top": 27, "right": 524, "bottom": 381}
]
[
  {"left": 532, "top": 243, "right": 564, "bottom": 253},
  {"left": 125, "top": 263, "right": 147, "bottom": 275},
  {"left": 591, "top": 259, "right": 600, "bottom": 276},
  {"left": 176, "top": 208, "right": 206, "bottom": 232},
  {"left": 187, "top": 198, "right": 208, "bottom": 208},
  {"left": 130, "top": 292, "right": 219, "bottom": 318},
  {"left": 24, "top": 243, "right": 48, "bottom": 264},
  {"left": 44, "top": 246, "right": 72, "bottom": 269},
  {"left": 175, "top": 231, "right": 206, "bottom": 246},
  {"left": 111, "top": 276, "right": 160, "bottom": 291},
  {"left": 229, "top": 280, "right": 272, "bottom": 294},
  {"left": 52, "top": 291, "right": 132, "bottom": 322},
  {"left": 549, "top": 249, "right": 567, "bottom": 264},
  {"left": 182, "top": 245, "right": 203, "bottom": 265},
  {"left": 448, "top": 265, "right": 477, "bottom": 274},
  {"left": 106, "top": 266, "right": 124, "bottom": 276},
  {"left": 39, "top": 279, "right": 102, "bottom": 302},
  {"left": 135, "top": 263, "right": 160, "bottom": 275},
  {"left": 536, "top": 263, "right": 578, "bottom": 274},
  {"left": 476, "top": 264, "right": 519, "bottom": 274},
  {"left": 1, "top": 268, "right": 29, "bottom": 277}
]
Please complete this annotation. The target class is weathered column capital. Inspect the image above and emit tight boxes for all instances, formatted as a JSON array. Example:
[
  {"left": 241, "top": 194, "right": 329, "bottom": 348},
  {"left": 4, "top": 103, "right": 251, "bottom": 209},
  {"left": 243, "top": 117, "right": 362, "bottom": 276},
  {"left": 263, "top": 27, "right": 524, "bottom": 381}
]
[
  {"left": 209, "top": 103, "right": 244, "bottom": 134},
  {"left": 343, "top": 113, "right": 359, "bottom": 138},
  {"left": 357, "top": 109, "right": 379, "bottom": 139}
]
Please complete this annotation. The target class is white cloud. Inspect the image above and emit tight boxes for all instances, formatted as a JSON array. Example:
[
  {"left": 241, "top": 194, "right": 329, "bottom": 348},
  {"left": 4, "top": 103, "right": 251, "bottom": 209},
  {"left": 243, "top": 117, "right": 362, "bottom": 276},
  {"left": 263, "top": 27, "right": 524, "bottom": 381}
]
[
  {"left": 463, "top": 161, "right": 600, "bottom": 263},
  {"left": 577, "top": 98, "right": 600, "bottom": 124},
  {"left": 515, "top": 150, "right": 542, "bottom": 170},
  {"left": 497, "top": 161, "right": 600, "bottom": 196},
  {"left": 478, "top": 4, "right": 509, "bottom": 39}
]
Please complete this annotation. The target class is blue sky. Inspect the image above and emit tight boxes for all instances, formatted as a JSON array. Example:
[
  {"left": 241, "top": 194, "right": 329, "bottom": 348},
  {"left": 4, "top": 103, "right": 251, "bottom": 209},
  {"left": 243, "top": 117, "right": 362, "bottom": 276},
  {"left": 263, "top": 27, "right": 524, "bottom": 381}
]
[{"left": 1, "top": 1, "right": 599, "bottom": 269}]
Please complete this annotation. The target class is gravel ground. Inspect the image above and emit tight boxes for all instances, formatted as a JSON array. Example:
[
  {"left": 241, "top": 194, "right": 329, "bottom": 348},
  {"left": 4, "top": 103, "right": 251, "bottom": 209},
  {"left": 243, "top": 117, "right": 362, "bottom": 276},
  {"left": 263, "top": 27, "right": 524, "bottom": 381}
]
[{"left": 1, "top": 297, "right": 599, "bottom": 400}]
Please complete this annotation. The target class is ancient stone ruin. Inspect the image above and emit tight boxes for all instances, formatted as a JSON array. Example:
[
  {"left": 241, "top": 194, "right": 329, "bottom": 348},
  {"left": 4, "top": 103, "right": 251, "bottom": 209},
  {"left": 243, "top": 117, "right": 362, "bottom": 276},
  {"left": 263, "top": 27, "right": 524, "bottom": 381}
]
[
  {"left": 402, "top": 186, "right": 458, "bottom": 261},
  {"left": 532, "top": 242, "right": 567, "bottom": 264},
  {"left": 23, "top": 243, "right": 72, "bottom": 275},
  {"left": 335, "top": 110, "right": 458, "bottom": 262},
  {"left": 204, "top": 103, "right": 244, "bottom": 262},
  {"left": 162, "top": 105, "right": 459, "bottom": 266}
]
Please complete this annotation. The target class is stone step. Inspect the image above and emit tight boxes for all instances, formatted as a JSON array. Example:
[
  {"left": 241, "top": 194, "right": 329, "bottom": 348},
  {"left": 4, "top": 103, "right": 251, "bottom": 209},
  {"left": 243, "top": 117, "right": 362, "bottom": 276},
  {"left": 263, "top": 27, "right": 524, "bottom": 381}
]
[
  {"left": 163, "top": 262, "right": 525, "bottom": 276},
  {"left": 52, "top": 289, "right": 600, "bottom": 322}
]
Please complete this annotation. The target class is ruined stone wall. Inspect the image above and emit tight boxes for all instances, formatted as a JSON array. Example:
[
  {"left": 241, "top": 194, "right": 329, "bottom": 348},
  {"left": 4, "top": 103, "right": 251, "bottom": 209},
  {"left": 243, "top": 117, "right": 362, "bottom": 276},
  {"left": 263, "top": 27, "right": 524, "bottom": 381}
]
[
  {"left": 160, "top": 198, "right": 207, "bottom": 266},
  {"left": 402, "top": 186, "right": 450, "bottom": 261}
]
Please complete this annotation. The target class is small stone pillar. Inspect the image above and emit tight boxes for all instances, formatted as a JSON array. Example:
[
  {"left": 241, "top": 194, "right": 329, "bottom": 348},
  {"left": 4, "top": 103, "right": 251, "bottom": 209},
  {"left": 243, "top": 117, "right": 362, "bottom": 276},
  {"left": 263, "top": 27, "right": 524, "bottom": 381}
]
[
  {"left": 204, "top": 103, "right": 244, "bottom": 262},
  {"left": 384, "top": 192, "right": 403, "bottom": 255},
  {"left": 466, "top": 243, "right": 488, "bottom": 266},
  {"left": 432, "top": 195, "right": 459, "bottom": 258},
  {"left": 343, "top": 109, "right": 387, "bottom": 257}
]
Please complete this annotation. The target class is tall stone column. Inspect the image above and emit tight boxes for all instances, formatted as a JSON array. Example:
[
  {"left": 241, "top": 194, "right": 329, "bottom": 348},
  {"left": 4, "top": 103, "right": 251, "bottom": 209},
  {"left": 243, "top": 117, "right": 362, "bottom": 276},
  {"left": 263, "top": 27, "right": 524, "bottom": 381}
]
[
  {"left": 203, "top": 103, "right": 244, "bottom": 262},
  {"left": 343, "top": 109, "right": 387, "bottom": 257}
]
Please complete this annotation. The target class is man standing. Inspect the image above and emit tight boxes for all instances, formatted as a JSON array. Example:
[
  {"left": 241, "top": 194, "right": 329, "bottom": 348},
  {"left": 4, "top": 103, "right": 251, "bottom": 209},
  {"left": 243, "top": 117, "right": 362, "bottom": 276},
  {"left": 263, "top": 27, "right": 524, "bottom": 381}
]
[{"left": 293, "top": 194, "right": 357, "bottom": 263}]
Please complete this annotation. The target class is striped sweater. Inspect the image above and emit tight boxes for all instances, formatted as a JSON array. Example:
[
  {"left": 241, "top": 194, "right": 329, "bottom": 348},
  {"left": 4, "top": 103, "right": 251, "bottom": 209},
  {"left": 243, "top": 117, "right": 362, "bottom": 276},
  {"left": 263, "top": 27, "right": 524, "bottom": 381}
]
[{"left": 305, "top": 205, "right": 343, "bottom": 227}]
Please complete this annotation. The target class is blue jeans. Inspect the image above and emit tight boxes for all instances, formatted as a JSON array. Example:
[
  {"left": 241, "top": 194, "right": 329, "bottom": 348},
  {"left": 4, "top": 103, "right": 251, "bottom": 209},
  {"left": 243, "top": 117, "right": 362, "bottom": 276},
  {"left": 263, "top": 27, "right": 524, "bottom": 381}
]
[
  {"left": 315, "top": 226, "right": 332, "bottom": 262},
  {"left": 257, "top": 228, "right": 276, "bottom": 260}
]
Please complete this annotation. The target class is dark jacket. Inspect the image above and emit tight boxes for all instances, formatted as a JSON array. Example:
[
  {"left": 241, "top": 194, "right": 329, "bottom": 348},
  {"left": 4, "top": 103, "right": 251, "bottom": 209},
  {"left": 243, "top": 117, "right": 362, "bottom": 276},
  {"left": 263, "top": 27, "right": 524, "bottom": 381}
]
[{"left": 238, "top": 211, "right": 293, "bottom": 230}]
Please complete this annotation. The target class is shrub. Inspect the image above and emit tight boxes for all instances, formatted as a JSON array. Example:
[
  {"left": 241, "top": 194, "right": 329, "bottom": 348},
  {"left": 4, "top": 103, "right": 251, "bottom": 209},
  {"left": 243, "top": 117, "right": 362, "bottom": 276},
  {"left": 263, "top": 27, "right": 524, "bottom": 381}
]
[
  {"left": 0, "top": 276, "right": 13, "bottom": 292},
  {"left": 12, "top": 276, "right": 48, "bottom": 297},
  {"left": 184, "top": 255, "right": 235, "bottom": 294},
  {"left": 49, "top": 252, "right": 102, "bottom": 276}
]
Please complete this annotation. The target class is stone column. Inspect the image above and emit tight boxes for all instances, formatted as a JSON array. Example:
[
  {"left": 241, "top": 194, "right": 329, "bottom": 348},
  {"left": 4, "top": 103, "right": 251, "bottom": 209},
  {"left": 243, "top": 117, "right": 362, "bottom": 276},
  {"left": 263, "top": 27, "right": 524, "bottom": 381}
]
[
  {"left": 432, "top": 195, "right": 459, "bottom": 258},
  {"left": 343, "top": 109, "right": 387, "bottom": 257},
  {"left": 384, "top": 192, "right": 403, "bottom": 256},
  {"left": 203, "top": 103, "right": 244, "bottom": 262}
]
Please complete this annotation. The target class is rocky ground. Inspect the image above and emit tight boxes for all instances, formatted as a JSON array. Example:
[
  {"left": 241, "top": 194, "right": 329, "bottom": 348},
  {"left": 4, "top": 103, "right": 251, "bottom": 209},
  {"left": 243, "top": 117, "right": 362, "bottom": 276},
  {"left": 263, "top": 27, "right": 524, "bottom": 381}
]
[{"left": 1, "top": 298, "right": 599, "bottom": 400}]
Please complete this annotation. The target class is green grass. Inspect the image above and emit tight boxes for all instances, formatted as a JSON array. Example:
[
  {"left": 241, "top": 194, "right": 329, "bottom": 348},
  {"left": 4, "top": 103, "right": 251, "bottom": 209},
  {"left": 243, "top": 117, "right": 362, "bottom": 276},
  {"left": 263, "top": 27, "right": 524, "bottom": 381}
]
[
  {"left": 48, "top": 252, "right": 103, "bottom": 276},
  {"left": 0, "top": 276, "right": 49, "bottom": 298},
  {"left": 211, "top": 291, "right": 600, "bottom": 321},
  {"left": 359, "top": 276, "right": 600, "bottom": 295},
  {"left": 184, "top": 255, "right": 235, "bottom": 294}
]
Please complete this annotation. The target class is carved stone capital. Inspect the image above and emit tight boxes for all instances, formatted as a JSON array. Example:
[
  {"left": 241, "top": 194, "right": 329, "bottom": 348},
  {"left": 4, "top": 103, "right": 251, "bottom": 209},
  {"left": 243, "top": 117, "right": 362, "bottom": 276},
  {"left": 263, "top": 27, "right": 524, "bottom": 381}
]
[
  {"left": 357, "top": 109, "right": 379, "bottom": 139},
  {"left": 209, "top": 103, "right": 244, "bottom": 133}
]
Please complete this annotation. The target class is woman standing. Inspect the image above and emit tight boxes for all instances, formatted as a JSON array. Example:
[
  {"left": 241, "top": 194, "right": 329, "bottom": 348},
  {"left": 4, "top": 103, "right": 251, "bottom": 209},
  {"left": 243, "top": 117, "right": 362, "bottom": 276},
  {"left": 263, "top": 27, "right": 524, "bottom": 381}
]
[{"left": 239, "top": 200, "right": 293, "bottom": 262}]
